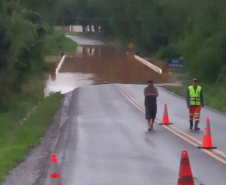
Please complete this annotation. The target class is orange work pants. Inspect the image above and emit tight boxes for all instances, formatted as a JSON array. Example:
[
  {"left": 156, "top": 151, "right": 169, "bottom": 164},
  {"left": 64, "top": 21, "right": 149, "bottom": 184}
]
[{"left": 189, "top": 106, "right": 201, "bottom": 121}]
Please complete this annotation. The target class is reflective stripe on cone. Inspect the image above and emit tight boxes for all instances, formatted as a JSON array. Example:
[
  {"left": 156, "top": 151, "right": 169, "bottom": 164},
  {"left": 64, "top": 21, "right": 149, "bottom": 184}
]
[
  {"left": 177, "top": 150, "right": 194, "bottom": 185},
  {"left": 159, "top": 104, "right": 173, "bottom": 125},
  {"left": 198, "top": 117, "right": 217, "bottom": 149},
  {"left": 49, "top": 154, "right": 62, "bottom": 185}
]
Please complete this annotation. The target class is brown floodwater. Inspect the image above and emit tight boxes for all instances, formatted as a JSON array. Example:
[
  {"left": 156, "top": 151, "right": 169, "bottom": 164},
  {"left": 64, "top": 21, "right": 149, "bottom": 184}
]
[
  {"left": 60, "top": 45, "right": 169, "bottom": 84},
  {"left": 45, "top": 45, "right": 170, "bottom": 96}
]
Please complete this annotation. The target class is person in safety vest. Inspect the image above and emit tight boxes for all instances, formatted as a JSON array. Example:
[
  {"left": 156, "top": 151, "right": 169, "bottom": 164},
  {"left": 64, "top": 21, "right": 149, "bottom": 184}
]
[{"left": 186, "top": 78, "right": 204, "bottom": 130}]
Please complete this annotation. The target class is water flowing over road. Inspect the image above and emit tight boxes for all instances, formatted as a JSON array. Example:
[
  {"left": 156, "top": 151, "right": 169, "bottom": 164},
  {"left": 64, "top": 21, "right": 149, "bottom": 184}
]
[{"left": 3, "top": 35, "right": 226, "bottom": 185}]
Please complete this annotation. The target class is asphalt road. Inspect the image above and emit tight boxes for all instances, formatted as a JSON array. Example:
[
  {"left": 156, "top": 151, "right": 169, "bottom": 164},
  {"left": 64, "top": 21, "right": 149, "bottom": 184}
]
[
  {"left": 119, "top": 84, "right": 226, "bottom": 154},
  {"left": 3, "top": 36, "right": 226, "bottom": 185},
  {"left": 51, "top": 85, "right": 226, "bottom": 185},
  {"left": 3, "top": 85, "right": 226, "bottom": 185}
]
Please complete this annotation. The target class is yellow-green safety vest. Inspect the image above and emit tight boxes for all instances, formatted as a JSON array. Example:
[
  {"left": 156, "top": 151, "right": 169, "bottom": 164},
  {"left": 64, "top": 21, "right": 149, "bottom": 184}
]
[{"left": 189, "top": 86, "right": 202, "bottom": 106}]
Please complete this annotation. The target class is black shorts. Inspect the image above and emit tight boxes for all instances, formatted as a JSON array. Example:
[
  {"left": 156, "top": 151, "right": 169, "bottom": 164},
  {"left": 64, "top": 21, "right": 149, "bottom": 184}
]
[{"left": 145, "top": 104, "right": 157, "bottom": 120}]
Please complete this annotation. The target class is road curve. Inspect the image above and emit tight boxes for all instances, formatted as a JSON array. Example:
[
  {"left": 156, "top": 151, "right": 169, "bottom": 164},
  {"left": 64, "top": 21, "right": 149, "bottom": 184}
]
[
  {"left": 3, "top": 84, "right": 226, "bottom": 185},
  {"left": 3, "top": 34, "right": 226, "bottom": 184},
  {"left": 48, "top": 84, "right": 226, "bottom": 185}
]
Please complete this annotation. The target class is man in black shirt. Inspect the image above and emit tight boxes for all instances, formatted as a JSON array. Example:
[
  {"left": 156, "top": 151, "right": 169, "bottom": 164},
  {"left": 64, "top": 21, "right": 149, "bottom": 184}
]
[{"left": 144, "top": 80, "right": 159, "bottom": 131}]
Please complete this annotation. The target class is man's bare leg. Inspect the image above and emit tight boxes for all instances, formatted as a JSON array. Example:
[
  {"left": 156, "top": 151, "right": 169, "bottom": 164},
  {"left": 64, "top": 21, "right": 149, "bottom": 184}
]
[
  {"left": 151, "top": 118, "right": 155, "bottom": 129},
  {"left": 147, "top": 119, "right": 151, "bottom": 129}
]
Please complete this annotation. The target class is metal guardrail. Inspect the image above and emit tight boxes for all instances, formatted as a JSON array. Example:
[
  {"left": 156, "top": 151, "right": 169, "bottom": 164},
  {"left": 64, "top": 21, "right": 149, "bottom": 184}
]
[{"left": 134, "top": 55, "right": 162, "bottom": 74}]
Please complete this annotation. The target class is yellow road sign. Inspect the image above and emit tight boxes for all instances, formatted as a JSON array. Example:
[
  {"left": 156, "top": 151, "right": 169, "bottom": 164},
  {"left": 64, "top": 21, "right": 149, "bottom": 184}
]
[{"left": 128, "top": 43, "right": 134, "bottom": 49}]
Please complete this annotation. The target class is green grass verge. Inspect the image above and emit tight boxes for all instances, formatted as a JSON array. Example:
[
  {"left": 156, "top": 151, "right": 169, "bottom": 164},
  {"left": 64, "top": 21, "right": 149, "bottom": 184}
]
[
  {"left": 0, "top": 92, "right": 61, "bottom": 183},
  {"left": 0, "top": 29, "right": 69, "bottom": 183},
  {"left": 45, "top": 32, "right": 77, "bottom": 56},
  {"left": 65, "top": 32, "right": 80, "bottom": 36},
  {"left": 164, "top": 83, "right": 226, "bottom": 112},
  {"left": 62, "top": 37, "right": 78, "bottom": 53},
  {"left": 164, "top": 86, "right": 187, "bottom": 98}
]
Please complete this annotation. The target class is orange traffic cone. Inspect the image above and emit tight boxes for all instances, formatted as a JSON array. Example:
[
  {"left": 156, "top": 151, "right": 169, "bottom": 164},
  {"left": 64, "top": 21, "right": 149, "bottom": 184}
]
[
  {"left": 177, "top": 150, "right": 194, "bottom": 185},
  {"left": 198, "top": 117, "right": 217, "bottom": 149},
  {"left": 159, "top": 104, "right": 173, "bottom": 125},
  {"left": 49, "top": 154, "right": 62, "bottom": 185}
]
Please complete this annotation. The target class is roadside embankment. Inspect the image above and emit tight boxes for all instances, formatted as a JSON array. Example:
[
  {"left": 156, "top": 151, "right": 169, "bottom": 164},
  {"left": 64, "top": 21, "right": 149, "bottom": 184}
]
[
  {"left": 0, "top": 32, "right": 77, "bottom": 183},
  {"left": 0, "top": 93, "right": 61, "bottom": 183}
]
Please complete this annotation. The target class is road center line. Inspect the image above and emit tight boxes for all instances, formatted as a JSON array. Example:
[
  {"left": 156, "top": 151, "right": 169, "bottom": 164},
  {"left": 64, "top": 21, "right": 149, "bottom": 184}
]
[{"left": 115, "top": 83, "right": 226, "bottom": 164}]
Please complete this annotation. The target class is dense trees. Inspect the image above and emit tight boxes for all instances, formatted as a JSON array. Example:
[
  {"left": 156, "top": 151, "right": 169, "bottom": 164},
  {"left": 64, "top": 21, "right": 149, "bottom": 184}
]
[
  {"left": 0, "top": 0, "right": 60, "bottom": 104},
  {"left": 56, "top": 0, "right": 226, "bottom": 82},
  {"left": 1, "top": 0, "right": 226, "bottom": 104}
]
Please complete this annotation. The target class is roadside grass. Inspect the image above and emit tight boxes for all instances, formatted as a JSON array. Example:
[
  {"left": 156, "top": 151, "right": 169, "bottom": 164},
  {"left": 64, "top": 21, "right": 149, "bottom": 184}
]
[
  {"left": 65, "top": 32, "right": 80, "bottom": 36},
  {"left": 0, "top": 30, "right": 73, "bottom": 183},
  {"left": 63, "top": 37, "right": 78, "bottom": 53},
  {"left": 164, "top": 82, "right": 226, "bottom": 112},
  {"left": 44, "top": 32, "right": 78, "bottom": 65},
  {"left": 0, "top": 92, "right": 61, "bottom": 183},
  {"left": 164, "top": 86, "right": 187, "bottom": 98},
  {"left": 45, "top": 32, "right": 77, "bottom": 56}
]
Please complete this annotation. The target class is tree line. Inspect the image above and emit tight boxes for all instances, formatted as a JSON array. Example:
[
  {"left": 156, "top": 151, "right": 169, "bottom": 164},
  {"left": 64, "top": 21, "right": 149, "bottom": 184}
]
[
  {"left": 56, "top": 0, "right": 226, "bottom": 82},
  {"left": 1, "top": 0, "right": 225, "bottom": 106},
  {"left": 0, "top": 0, "right": 62, "bottom": 107}
]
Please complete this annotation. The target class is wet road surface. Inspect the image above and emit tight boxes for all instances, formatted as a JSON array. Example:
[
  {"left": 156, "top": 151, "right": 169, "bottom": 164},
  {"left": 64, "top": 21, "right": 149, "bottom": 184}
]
[
  {"left": 66, "top": 35, "right": 105, "bottom": 46},
  {"left": 45, "top": 36, "right": 226, "bottom": 184},
  {"left": 119, "top": 84, "right": 226, "bottom": 154},
  {"left": 47, "top": 85, "right": 226, "bottom": 185},
  {"left": 3, "top": 36, "right": 226, "bottom": 185},
  {"left": 60, "top": 45, "right": 168, "bottom": 85},
  {"left": 45, "top": 73, "right": 94, "bottom": 96},
  {"left": 45, "top": 35, "right": 169, "bottom": 96}
]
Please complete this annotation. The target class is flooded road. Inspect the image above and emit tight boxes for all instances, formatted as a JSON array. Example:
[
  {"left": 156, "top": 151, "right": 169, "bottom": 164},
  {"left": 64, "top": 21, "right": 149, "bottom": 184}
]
[
  {"left": 44, "top": 73, "right": 94, "bottom": 96},
  {"left": 5, "top": 36, "right": 226, "bottom": 185},
  {"left": 45, "top": 37, "right": 170, "bottom": 95}
]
